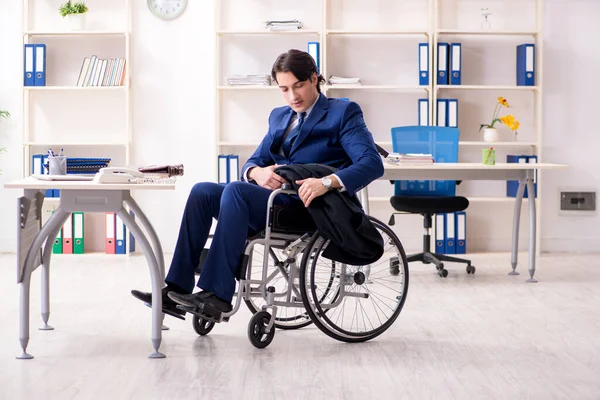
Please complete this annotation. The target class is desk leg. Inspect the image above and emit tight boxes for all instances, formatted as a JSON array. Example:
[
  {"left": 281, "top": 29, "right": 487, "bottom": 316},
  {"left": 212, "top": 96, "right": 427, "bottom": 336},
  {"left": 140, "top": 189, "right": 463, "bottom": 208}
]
[
  {"left": 510, "top": 180, "right": 526, "bottom": 276},
  {"left": 17, "top": 275, "right": 33, "bottom": 360},
  {"left": 526, "top": 177, "right": 538, "bottom": 283},
  {"left": 39, "top": 218, "right": 66, "bottom": 331},
  {"left": 124, "top": 196, "right": 168, "bottom": 331},
  {"left": 17, "top": 209, "right": 70, "bottom": 359},
  {"left": 116, "top": 208, "right": 165, "bottom": 359}
]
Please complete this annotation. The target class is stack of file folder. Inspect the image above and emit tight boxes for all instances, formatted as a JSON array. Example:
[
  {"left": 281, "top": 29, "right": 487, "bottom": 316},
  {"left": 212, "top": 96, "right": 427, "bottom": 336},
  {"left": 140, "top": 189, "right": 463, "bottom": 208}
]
[
  {"left": 386, "top": 153, "right": 434, "bottom": 164},
  {"left": 226, "top": 75, "right": 271, "bottom": 86},
  {"left": 265, "top": 19, "right": 303, "bottom": 31},
  {"left": 328, "top": 76, "right": 361, "bottom": 85},
  {"left": 60, "top": 157, "right": 111, "bottom": 174}
]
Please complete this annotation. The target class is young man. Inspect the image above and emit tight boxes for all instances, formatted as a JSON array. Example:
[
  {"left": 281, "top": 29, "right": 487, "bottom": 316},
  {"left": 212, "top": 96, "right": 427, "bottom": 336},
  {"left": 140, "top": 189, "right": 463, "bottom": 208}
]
[{"left": 131, "top": 49, "right": 383, "bottom": 318}]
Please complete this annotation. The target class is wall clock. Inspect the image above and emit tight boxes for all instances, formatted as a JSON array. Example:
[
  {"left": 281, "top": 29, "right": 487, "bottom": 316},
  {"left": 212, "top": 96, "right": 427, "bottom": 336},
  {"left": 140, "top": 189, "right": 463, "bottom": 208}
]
[{"left": 148, "top": 0, "right": 187, "bottom": 20}]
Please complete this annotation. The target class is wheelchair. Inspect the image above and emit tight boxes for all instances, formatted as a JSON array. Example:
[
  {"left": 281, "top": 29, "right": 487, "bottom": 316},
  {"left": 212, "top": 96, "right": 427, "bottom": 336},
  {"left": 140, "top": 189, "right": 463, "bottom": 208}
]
[{"left": 183, "top": 186, "right": 410, "bottom": 349}]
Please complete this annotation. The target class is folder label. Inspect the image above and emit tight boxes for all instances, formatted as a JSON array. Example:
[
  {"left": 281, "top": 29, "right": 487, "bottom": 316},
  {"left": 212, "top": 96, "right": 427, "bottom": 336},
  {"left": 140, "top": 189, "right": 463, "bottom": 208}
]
[
  {"left": 308, "top": 42, "right": 320, "bottom": 73},
  {"left": 447, "top": 99, "right": 458, "bottom": 128},
  {"left": 228, "top": 154, "right": 239, "bottom": 183},
  {"left": 62, "top": 214, "right": 73, "bottom": 254},
  {"left": 437, "top": 99, "right": 447, "bottom": 127},
  {"left": 24, "top": 44, "right": 35, "bottom": 86},
  {"left": 450, "top": 43, "right": 461, "bottom": 85},
  {"left": 73, "top": 212, "right": 84, "bottom": 254},
  {"left": 418, "top": 99, "right": 429, "bottom": 126},
  {"left": 435, "top": 214, "right": 445, "bottom": 254},
  {"left": 456, "top": 211, "right": 466, "bottom": 254},
  {"left": 34, "top": 44, "right": 46, "bottom": 86},
  {"left": 419, "top": 43, "right": 429, "bottom": 85},
  {"left": 218, "top": 155, "right": 228, "bottom": 184},
  {"left": 437, "top": 43, "right": 449, "bottom": 85}
]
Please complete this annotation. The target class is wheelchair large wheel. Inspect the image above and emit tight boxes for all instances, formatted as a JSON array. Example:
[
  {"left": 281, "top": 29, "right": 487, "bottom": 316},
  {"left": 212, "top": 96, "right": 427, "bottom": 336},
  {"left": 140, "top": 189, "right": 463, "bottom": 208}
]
[
  {"left": 299, "top": 216, "right": 409, "bottom": 343},
  {"left": 244, "top": 244, "right": 313, "bottom": 330}
]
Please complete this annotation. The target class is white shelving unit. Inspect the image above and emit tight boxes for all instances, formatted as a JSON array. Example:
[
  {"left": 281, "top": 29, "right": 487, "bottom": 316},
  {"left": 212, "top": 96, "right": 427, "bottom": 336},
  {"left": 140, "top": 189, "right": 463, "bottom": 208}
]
[
  {"left": 214, "top": 0, "right": 543, "bottom": 251},
  {"left": 214, "top": 0, "right": 433, "bottom": 179},
  {"left": 21, "top": 1, "right": 132, "bottom": 176},
  {"left": 21, "top": 0, "right": 132, "bottom": 253}
]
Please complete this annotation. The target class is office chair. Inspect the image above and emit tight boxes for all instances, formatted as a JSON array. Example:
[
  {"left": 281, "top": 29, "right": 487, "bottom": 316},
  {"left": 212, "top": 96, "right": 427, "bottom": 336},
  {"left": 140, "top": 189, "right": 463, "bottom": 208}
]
[{"left": 387, "top": 126, "right": 474, "bottom": 278}]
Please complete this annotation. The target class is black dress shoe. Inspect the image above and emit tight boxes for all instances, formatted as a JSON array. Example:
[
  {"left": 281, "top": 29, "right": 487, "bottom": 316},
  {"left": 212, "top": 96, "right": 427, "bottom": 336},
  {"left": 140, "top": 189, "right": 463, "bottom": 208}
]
[
  {"left": 131, "top": 286, "right": 186, "bottom": 320},
  {"left": 168, "top": 291, "right": 233, "bottom": 318}
]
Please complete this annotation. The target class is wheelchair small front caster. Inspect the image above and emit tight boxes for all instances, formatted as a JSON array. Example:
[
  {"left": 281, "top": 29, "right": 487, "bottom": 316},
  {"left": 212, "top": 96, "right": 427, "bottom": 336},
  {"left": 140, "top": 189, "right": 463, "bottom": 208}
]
[
  {"left": 466, "top": 265, "right": 476, "bottom": 275},
  {"left": 193, "top": 315, "right": 215, "bottom": 336},
  {"left": 248, "top": 311, "right": 275, "bottom": 349}
]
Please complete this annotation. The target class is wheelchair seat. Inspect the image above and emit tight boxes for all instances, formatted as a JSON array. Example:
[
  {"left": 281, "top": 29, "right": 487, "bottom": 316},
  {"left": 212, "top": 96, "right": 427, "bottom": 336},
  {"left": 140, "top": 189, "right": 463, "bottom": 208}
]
[{"left": 270, "top": 203, "right": 317, "bottom": 234}]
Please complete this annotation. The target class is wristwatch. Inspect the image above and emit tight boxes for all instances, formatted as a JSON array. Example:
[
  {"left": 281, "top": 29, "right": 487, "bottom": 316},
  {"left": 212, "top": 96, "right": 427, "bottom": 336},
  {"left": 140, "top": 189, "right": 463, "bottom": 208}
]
[{"left": 321, "top": 176, "right": 333, "bottom": 191}]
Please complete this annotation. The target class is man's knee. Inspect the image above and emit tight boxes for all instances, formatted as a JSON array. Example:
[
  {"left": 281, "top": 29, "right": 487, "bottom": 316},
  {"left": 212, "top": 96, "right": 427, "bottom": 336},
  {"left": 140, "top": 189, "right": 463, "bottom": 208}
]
[
  {"left": 222, "top": 181, "right": 250, "bottom": 200},
  {"left": 189, "top": 182, "right": 222, "bottom": 203}
]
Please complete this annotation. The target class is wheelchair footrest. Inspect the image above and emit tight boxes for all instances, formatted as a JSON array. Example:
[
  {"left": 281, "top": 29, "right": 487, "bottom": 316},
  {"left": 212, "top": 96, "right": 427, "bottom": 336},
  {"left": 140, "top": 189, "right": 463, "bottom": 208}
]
[{"left": 176, "top": 305, "right": 230, "bottom": 323}]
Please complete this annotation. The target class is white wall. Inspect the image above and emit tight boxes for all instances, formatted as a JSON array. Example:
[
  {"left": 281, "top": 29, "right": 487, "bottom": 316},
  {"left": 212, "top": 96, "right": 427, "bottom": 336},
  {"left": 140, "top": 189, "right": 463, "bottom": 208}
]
[
  {"left": 0, "top": 0, "right": 598, "bottom": 255},
  {"left": 540, "top": 0, "right": 600, "bottom": 252}
]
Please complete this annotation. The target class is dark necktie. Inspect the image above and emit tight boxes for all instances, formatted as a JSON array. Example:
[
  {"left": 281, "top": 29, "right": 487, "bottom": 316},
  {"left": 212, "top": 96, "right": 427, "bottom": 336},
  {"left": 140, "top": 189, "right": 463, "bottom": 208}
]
[{"left": 282, "top": 112, "right": 306, "bottom": 157}]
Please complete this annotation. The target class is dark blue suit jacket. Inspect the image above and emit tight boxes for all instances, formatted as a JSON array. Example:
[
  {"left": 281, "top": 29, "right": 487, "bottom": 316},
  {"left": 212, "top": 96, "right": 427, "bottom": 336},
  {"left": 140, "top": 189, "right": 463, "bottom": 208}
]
[{"left": 241, "top": 93, "right": 383, "bottom": 196}]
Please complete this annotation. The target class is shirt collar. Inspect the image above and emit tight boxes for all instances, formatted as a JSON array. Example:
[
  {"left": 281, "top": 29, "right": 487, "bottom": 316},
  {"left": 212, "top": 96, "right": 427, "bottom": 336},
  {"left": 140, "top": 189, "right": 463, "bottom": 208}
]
[{"left": 298, "top": 94, "right": 319, "bottom": 119}]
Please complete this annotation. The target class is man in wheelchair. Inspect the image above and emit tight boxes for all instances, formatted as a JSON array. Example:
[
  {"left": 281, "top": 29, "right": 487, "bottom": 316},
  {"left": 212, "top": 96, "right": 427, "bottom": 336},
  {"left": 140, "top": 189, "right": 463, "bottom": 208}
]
[{"left": 132, "top": 49, "right": 388, "bottom": 327}]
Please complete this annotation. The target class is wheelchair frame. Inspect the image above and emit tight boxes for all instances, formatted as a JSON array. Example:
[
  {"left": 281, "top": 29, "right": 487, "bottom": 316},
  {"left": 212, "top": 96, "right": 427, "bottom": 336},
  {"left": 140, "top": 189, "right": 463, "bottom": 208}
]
[{"left": 187, "top": 187, "right": 409, "bottom": 349}]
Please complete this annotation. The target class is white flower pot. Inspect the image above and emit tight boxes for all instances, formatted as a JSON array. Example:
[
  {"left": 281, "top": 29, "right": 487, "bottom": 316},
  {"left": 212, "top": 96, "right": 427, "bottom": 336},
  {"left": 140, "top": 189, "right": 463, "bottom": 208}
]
[
  {"left": 483, "top": 127, "right": 499, "bottom": 143},
  {"left": 67, "top": 14, "right": 86, "bottom": 31}
]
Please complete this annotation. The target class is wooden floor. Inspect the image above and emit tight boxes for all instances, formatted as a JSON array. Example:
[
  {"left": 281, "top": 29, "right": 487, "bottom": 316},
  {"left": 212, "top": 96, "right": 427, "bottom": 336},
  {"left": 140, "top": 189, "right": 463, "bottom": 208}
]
[{"left": 0, "top": 252, "right": 599, "bottom": 400}]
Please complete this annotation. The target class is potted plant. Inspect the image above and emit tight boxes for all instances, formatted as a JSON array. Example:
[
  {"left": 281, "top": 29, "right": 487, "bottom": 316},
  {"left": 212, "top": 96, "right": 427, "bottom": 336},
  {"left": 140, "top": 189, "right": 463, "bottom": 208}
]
[
  {"left": 0, "top": 110, "right": 10, "bottom": 175},
  {"left": 479, "top": 96, "right": 520, "bottom": 142},
  {"left": 59, "top": 1, "right": 89, "bottom": 31}
]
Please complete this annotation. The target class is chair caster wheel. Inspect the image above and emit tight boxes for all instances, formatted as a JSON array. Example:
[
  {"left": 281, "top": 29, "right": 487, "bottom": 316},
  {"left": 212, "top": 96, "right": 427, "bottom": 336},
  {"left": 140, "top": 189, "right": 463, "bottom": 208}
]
[
  {"left": 438, "top": 268, "right": 448, "bottom": 278},
  {"left": 466, "top": 265, "right": 476, "bottom": 274}
]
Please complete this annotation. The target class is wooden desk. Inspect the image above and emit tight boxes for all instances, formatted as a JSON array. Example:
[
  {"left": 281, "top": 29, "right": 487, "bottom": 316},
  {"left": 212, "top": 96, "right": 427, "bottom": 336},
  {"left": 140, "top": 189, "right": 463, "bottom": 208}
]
[{"left": 360, "top": 162, "right": 568, "bottom": 282}]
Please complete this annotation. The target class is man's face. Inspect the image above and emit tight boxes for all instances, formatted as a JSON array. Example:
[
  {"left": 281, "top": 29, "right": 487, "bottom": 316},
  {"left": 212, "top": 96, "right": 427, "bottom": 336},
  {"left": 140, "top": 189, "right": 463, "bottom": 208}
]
[{"left": 276, "top": 71, "right": 319, "bottom": 113}]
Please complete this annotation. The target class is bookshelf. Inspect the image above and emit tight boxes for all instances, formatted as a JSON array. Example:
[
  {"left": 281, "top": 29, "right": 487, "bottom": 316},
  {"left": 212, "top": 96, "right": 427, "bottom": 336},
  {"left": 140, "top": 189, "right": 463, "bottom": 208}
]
[
  {"left": 214, "top": 0, "right": 543, "bottom": 251},
  {"left": 21, "top": 0, "right": 132, "bottom": 253}
]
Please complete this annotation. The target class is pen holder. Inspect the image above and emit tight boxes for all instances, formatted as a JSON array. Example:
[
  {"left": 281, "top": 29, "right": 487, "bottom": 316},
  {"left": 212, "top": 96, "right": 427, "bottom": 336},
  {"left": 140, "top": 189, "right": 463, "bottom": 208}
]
[
  {"left": 481, "top": 149, "right": 496, "bottom": 165},
  {"left": 48, "top": 155, "right": 67, "bottom": 175}
]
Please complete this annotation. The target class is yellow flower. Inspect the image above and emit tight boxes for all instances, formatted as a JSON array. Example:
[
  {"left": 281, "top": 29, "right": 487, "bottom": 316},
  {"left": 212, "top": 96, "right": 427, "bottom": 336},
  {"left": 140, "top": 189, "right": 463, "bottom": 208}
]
[
  {"left": 497, "top": 97, "right": 510, "bottom": 107},
  {"left": 500, "top": 114, "right": 519, "bottom": 131}
]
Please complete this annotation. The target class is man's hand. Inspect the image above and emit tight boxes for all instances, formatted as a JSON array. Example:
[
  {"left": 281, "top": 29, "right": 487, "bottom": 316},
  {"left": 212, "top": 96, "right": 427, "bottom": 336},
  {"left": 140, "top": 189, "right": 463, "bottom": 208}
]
[
  {"left": 248, "top": 165, "right": 288, "bottom": 190},
  {"left": 296, "top": 178, "right": 330, "bottom": 207}
]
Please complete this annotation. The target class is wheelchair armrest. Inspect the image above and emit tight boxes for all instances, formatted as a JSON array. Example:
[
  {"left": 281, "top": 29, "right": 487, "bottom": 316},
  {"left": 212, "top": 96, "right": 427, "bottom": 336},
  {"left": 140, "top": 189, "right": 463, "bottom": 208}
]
[{"left": 375, "top": 143, "right": 389, "bottom": 158}]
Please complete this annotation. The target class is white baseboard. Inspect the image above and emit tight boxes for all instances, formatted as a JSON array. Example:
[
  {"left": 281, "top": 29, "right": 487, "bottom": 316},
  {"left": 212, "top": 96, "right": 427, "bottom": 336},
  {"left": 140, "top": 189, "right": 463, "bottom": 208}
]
[{"left": 541, "top": 238, "right": 600, "bottom": 253}]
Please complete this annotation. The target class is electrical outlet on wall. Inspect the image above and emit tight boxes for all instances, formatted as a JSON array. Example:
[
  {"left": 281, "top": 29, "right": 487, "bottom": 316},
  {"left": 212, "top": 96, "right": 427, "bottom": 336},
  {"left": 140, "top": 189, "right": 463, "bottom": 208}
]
[{"left": 559, "top": 189, "right": 596, "bottom": 216}]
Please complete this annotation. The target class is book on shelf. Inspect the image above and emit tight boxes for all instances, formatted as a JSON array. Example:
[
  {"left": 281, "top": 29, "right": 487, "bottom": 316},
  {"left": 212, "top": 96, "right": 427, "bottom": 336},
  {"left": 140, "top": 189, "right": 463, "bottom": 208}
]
[{"left": 76, "top": 56, "right": 126, "bottom": 87}]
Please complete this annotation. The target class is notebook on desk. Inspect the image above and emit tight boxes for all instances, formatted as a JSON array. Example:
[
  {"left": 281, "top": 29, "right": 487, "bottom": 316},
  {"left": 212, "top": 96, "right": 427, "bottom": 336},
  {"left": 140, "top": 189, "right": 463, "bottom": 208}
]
[{"left": 32, "top": 174, "right": 94, "bottom": 181}]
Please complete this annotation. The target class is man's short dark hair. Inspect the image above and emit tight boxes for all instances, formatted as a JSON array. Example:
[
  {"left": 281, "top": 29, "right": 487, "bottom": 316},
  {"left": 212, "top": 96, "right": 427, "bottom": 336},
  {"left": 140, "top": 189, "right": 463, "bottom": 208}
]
[{"left": 271, "top": 49, "right": 326, "bottom": 93}]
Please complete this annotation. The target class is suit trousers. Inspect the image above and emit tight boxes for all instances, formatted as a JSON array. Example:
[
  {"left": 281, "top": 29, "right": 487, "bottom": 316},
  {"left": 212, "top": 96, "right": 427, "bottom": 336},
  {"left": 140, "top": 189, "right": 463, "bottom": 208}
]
[{"left": 165, "top": 181, "right": 301, "bottom": 302}]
